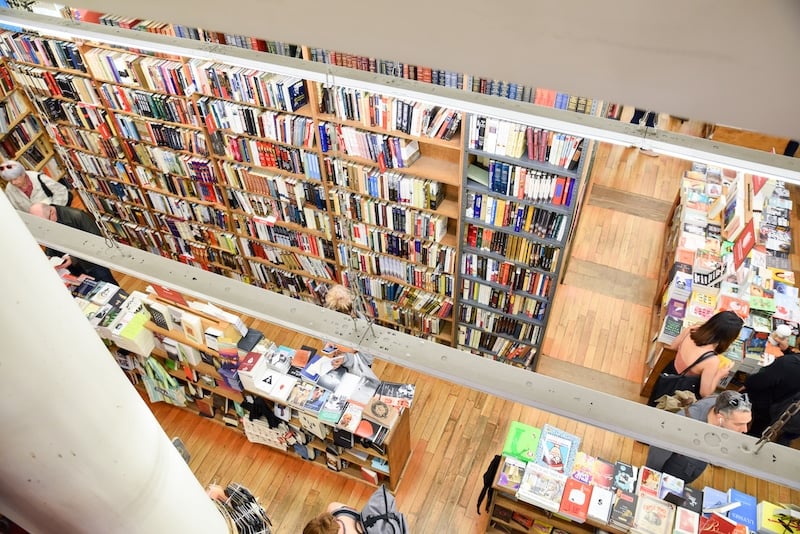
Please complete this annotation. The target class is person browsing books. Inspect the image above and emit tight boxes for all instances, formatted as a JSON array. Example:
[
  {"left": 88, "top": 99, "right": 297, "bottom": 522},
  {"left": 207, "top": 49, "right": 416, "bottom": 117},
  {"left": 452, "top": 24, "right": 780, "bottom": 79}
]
[
  {"left": 1, "top": 160, "right": 70, "bottom": 212},
  {"left": 742, "top": 349, "right": 800, "bottom": 444},
  {"left": 304, "top": 503, "right": 364, "bottom": 534},
  {"left": 667, "top": 310, "right": 743, "bottom": 398},
  {"left": 645, "top": 391, "right": 752, "bottom": 483},
  {"left": 28, "top": 202, "right": 118, "bottom": 285}
]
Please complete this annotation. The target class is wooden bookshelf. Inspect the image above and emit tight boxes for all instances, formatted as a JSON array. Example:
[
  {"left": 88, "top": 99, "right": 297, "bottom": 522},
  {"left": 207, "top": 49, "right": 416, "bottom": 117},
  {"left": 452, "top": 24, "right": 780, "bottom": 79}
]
[
  {"left": 0, "top": 59, "right": 62, "bottom": 179},
  {"left": 1, "top": 28, "right": 593, "bottom": 356}
]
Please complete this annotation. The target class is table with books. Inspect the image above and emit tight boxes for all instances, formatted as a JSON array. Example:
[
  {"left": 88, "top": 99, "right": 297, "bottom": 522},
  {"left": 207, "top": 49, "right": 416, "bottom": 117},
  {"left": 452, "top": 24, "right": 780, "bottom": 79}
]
[{"left": 485, "top": 421, "right": 798, "bottom": 534}]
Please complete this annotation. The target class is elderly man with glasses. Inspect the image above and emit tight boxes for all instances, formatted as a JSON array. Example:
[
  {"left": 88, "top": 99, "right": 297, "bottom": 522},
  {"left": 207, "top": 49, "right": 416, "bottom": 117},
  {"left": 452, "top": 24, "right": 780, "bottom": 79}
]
[{"left": 645, "top": 390, "right": 752, "bottom": 484}]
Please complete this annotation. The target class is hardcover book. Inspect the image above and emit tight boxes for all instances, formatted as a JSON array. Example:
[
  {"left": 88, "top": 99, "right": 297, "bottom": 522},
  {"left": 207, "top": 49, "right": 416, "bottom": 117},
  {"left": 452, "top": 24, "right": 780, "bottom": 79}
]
[
  {"left": 492, "top": 504, "right": 513, "bottom": 523},
  {"left": 570, "top": 451, "right": 595, "bottom": 485},
  {"left": 557, "top": 477, "right": 592, "bottom": 523},
  {"left": 587, "top": 485, "right": 614, "bottom": 524},
  {"left": 337, "top": 403, "right": 362, "bottom": 433},
  {"left": 516, "top": 462, "right": 567, "bottom": 512},
  {"left": 637, "top": 466, "right": 662, "bottom": 497},
  {"left": 698, "top": 512, "right": 738, "bottom": 534},
  {"left": 376, "top": 381, "right": 416, "bottom": 408},
  {"left": 496, "top": 455, "right": 527, "bottom": 492},
  {"left": 362, "top": 396, "right": 401, "bottom": 429},
  {"left": 501, "top": 421, "right": 541, "bottom": 463},
  {"left": 681, "top": 486, "right": 703, "bottom": 515},
  {"left": 318, "top": 393, "right": 348, "bottom": 424},
  {"left": 659, "top": 473, "right": 684, "bottom": 501},
  {"left": 610, "top": 490, "right": 638, "bottom": 530},
  {"left": 612, "top": 461, "right": 638, "bottom": 493},
  {"left": 632, "top": 494, "right": 675, "bottom": 534},
  {"left": 510, "top": 511, "right": 535, "bottom": 530},
  {"left": 592, "top": 458, "right": 616, "bottom": 490},
  {"left": 675, "top": 507, "right": 700, "bottom": 534},
  {"left": 268, "top": 345, "right": 294, "bottom": 373},
  {"left": 533, "top": 424, "right": 580, "bottom": 475},
  {"left": 302, "top": 386, "right": 330, "bottom": 414},
  {"left": 725, "top": 488, "right": 757, "bottom": 532}
]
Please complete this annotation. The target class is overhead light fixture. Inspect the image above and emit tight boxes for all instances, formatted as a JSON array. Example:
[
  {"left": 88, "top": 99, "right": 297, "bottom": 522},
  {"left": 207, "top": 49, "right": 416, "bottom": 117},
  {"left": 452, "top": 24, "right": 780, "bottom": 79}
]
[{"left": 1, "top": 8, "right": 799, "bottom": 183}]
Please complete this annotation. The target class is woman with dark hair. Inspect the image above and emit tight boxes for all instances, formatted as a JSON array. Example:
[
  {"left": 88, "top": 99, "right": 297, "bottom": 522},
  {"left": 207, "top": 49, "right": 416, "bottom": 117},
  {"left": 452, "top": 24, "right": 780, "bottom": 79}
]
[{"left": 667, "top": 310, "right": 743, "bottom": 398}]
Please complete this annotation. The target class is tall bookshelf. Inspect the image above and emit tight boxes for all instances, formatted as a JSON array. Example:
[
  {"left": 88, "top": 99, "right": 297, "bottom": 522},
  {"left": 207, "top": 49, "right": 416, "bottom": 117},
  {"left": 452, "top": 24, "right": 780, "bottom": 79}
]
[
  {"left": 0, "top": 58, "right": 62, "bottom": 178},
  {"left": 457, "top": 116, "right": 587, "bottom": 368},
  {"left": 0, "top": 28, "right": 593, "bottom": 367}
]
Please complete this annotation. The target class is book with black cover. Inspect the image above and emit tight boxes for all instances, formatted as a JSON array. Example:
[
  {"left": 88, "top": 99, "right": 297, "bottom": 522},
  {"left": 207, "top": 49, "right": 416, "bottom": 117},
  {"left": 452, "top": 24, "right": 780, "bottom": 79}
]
[{"left": 236, "top": 327, "right": 264, "bottom": 353}]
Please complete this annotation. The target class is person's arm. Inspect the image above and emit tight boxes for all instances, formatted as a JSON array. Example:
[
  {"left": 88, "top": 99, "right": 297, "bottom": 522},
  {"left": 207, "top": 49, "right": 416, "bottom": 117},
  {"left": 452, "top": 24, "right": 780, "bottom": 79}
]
[
  {"left": 743, "top": 359, "right": 783, "bottom": 393},
  {"left": 38, "top": 174, "right": 69, "bottom": 206},
  {"left": 698, "top": 357, "right": 730, "bottom": 398}
]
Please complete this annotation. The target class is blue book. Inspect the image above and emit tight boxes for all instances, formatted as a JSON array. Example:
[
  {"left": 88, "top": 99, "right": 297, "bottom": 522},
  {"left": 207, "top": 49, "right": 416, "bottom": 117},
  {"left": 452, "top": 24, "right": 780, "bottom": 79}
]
[
  {"left": 702, "top": 486, "right": 729, "bottom": 517},
  {"left": 472, "top": 194, "right": 482, "bottom": 219},
  {"left": 726, "top": 488, "right": 757, "bottom": 531}
]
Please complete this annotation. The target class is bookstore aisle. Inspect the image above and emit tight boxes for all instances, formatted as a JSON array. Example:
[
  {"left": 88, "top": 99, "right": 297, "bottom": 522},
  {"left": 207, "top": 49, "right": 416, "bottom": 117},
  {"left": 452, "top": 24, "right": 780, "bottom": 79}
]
[{"left": 129, "top": 131, "right": 800, "bottom": 533}]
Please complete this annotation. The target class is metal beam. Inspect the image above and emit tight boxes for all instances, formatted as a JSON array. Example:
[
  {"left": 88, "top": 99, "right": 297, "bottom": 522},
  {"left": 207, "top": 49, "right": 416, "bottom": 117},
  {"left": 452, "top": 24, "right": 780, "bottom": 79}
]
[
  {"left": 17, "top": 210, "right": 800, "bottom": 490},
  {"left": 1, "top": 9, "right": 800, "bottom": 183}
]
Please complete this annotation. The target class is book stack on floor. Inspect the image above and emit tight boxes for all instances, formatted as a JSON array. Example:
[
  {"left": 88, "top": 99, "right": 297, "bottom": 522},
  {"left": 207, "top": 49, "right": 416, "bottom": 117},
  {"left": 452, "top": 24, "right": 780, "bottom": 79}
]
[{"left": 488, "top": 421, "right": 798, "bottom": 534}]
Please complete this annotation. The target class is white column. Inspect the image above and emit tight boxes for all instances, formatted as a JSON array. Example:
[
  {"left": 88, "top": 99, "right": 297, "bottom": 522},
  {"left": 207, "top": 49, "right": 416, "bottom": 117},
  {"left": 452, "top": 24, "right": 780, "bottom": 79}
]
[{"left": 0, "top": 193, "right": 228, "bottom": 533}]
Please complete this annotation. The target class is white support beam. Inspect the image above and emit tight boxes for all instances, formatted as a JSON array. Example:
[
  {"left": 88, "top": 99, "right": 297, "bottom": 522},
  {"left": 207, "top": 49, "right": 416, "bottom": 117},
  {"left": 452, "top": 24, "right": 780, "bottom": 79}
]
[
  {"left": 1, "top": 9, "right": 800, "bottom": 183},
  {"left": 17, "top": 211, "right": 800, "bottom": 490}
]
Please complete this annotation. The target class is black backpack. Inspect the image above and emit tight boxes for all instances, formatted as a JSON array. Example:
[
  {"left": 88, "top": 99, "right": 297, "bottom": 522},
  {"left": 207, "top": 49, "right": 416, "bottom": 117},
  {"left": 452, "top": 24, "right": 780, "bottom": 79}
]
[{"left": 769, "top": 392, "right": 800, "bottom": 436}]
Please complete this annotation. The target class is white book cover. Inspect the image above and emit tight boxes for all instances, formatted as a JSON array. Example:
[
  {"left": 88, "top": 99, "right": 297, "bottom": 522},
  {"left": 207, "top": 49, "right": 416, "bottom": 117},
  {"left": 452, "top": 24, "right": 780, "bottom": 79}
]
[
  {"left": 516, "top": 462, "right": 567, "bottom": 512},
  {"left": 587, "top": 485, "right": 614, "bottom": 524}
]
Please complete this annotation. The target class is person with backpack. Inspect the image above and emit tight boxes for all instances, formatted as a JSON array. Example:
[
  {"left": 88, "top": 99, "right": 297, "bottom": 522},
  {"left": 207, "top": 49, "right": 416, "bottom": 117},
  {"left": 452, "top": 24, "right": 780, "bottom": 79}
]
[
  {"left": 303, "top": 485, "right": 408, "bottom": 534},
  {"left": 1, "top": 160, "right": 71, "bottom": 212},
  {"left": 743, "top": 350, "right": 800, "bottom": 444}
]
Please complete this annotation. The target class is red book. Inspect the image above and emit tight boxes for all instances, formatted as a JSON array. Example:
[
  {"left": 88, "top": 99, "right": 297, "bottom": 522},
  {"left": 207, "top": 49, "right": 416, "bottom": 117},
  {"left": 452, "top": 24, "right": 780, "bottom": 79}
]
[{"left": 558, "top": 478, "right": 592, "bottom": 523}]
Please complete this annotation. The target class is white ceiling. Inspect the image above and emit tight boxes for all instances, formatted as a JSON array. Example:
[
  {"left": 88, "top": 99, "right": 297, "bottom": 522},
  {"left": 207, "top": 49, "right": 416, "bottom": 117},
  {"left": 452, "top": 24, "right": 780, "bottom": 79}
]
[{"left": 72, "top": 0, "right": 800, "bottom": 140}]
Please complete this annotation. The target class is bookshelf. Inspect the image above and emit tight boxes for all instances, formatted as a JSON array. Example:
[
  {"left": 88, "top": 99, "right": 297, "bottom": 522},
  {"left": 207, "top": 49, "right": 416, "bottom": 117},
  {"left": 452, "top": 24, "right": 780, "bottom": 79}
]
[
  {"left": 0, "top": 58, "right": 62, "bottom": 179},
  {"left": 130, "top": 292, "right": 412, "bottom": 491},
  {"left": 457, "top": 115, "right": 587, "bottom": 368},
  {"left": 0, "top": 28, "right": 592, "bottom": 362}
]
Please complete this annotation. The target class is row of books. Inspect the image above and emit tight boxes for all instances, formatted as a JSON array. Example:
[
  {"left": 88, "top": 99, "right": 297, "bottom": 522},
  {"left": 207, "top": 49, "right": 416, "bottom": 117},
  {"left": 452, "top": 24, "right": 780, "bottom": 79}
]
[
  {"left": 496, "top": 421, "right": 798, "bottom": 534},
  {"left": 341, "top": 272, "right": 454, "bottom": 319},
  {"left": 339, "top": 246, "right": 454, "bottom": 297},
  {"left": 325, "top": 158, "right": 445, "bottom": 211},
  {"left": 317, "top": 84, "right": 462, "bottom": 141},
  {"left": 318, "top": 122, "right": 421, "bottom": 169},
  {"left": 242, "top": 220, "right": 336, "bottom": 261},
  {"left": 461, "top": 253, "right": 554, "bottom": 297},
  {"left": 469, "top": 161, "right": 576, "bottom": 206},
  {"left": 459, "top": 306, "right": 541, "bottom": 340},
  {"left": 470, "top": 118, "right": 584, "bottom": 172},
  {"left": 239, "top": 238, "right": 337, "bottom": 280},
  {"left": 0, "top": 88, "right": 29, "bottom": 128},
  {"left": 346, "top": 223, "right": 456, "bottom": 270},
  {"left": 0, "top": 32, "right": 86, "bottom": 72},
  {"left": 332, "top": 195, "right": 449, "bottom": 242},
  {"left": 464, "top": 225, "right": 561, "bottom": 272},
  {"left": 99, "top": 83, "right": 199, "bottom": 125},
  {"left": 9, "top": 63, "right": 97, "bottom": 104}
]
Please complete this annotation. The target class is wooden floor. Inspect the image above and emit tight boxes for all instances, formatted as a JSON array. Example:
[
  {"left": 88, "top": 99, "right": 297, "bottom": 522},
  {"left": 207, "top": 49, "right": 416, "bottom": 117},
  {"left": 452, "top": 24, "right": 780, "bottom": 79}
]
[{"left": 122, "top": 116, "right": 800, "bottom": 533}]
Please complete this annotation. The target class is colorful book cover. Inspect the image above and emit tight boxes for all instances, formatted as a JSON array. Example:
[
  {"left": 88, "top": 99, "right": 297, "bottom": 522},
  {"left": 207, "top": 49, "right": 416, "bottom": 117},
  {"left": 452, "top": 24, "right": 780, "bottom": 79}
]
[
  {"left": 516, "top": 462, "right": 567, "bottom": 512},
  {"left": 675, "top": 507, "right": 700, "bottom": 534},
  {"left": 682, "top": 486, "right": 703, "bottom": 514},
  {"left": 501, "top": 421, "right": 542, "bottom": 463},
  {"left": 612, "top": 461, "right": 638, "bottom": 493},
  {"left": 569, "top": 451, "right": 595, "bottom": 485},
  {"left": 726, "top": 488, "right": 757, "bottom": 532},
  {"left": 533, "top": 424, "right": 580, "bottom": 475},
  {"left": 592, "top": 458, "right": 616, "bottom": 490},
  {"left": 632, "top": 494, "right": 675, "bottom": 534},
  {"left": 658, "top": 472, "right": 684, "bottom": 501},
  {"left": 496, "top": 455, "right": 527, "bottom": 492},
  {"left": 609, "top": 489, "right": 638, "bottom": 530},
  {"left": 557, "top": 477, "right": 592, "bottom": 523},
  {"left": 637, "top": 465, "right": 662, "bottom": 497}
]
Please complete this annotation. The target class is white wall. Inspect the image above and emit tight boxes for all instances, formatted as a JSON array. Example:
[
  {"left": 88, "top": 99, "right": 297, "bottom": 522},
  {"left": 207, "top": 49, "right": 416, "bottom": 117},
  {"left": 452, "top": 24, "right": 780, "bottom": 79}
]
[{"left": 73, "top": 0, "right": 800, "bottom": 139}]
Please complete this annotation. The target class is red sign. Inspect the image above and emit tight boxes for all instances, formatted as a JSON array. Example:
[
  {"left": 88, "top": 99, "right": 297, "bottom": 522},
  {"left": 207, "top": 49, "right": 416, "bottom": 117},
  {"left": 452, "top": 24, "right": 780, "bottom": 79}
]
[{"left": 732, "top": 219, "right": 756, "bottom": 271}]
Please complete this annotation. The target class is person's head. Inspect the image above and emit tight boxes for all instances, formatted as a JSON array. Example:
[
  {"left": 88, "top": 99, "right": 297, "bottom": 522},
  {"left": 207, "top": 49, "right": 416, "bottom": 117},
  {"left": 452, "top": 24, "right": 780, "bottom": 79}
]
[
  {"left": 690, "top": 310, "right": 743, "bottom": 353},
  {"left": 769, "top": 324, "right": 793, "bottom": 350},
  {"left": 29, "top": 203, "right": 57, "bottom": 221},
  {"left": 0, "top": 160, "right": 29, "bottom": 188},
  {"left": 303, "top": 513, "right": 341, "bottom": 534},
  {"left": 709, "top": 390, "right": 752, "bottom": 433}
]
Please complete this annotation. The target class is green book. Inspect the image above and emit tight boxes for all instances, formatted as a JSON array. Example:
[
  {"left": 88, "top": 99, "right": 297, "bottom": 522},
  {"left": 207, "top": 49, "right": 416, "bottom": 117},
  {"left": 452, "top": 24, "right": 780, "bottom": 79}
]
[{"left": 502, "top": 421, "right": 541, "bottom": 463}]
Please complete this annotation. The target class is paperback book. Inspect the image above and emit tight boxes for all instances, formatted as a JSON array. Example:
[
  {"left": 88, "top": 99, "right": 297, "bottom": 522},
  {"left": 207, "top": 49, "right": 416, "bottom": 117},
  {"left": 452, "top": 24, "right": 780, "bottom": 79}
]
[
  {"left": 533, "top": 424, "right": 580, "bottom": 475},
  {"left": 501, "top": 421, "right": 541, "bottom": 463},
  {"left": 516, "top": 462, "right": 567, "bottom": 512},
  {"left": 496, "top": 455, "right": 527, "bottom": 492},
  {"left": 631, "top": 494, "right": 675, "bottom": 534}
]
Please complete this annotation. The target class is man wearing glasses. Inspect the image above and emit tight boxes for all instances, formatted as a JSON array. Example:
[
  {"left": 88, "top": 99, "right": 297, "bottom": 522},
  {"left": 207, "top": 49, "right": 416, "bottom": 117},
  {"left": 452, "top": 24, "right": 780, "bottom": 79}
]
[{"left": 645, "top": 391, "right": 752, "bottom": 483}]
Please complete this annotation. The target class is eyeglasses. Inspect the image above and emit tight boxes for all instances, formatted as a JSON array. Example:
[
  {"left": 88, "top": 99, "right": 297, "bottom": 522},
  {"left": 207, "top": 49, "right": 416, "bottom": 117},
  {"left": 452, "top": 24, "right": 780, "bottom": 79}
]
[
  {"left": 728, "top": 393, "right": 749, "bottom": 407},
  {"left": 0, "top": 163, "right": 14, "bottom": 170}
]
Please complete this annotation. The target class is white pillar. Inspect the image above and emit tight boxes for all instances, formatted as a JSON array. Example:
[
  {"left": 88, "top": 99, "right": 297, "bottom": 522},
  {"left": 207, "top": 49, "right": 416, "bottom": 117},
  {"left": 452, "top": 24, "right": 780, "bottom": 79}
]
[{"left": 0, "top": 192, "right": 228, "bottom": 533}]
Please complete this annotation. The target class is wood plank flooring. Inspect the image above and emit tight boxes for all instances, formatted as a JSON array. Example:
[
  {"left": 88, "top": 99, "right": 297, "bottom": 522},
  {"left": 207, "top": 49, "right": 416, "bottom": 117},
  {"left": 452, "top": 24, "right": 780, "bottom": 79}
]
[{"left": 119, "top": 124, "right": 800, "bottom": 532}]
